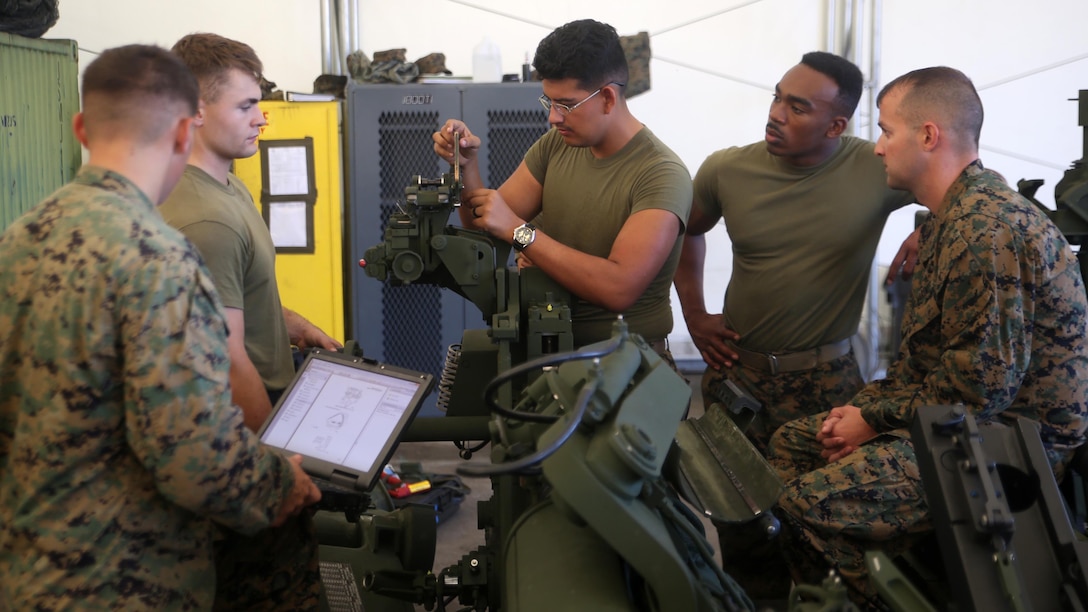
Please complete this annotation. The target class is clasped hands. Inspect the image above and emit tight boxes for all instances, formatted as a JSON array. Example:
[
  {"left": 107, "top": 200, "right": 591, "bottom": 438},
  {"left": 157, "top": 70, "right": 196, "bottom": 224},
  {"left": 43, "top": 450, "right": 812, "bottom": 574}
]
[{"left": 816, "top": 404, "right": 877, "bottom": 463}]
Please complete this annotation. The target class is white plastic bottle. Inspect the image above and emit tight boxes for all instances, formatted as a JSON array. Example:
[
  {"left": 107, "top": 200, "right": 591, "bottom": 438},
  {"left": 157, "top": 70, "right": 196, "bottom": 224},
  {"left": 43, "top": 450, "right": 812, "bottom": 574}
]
[{"left": 472, "top": 37, "right": 503, "bottom": 83}]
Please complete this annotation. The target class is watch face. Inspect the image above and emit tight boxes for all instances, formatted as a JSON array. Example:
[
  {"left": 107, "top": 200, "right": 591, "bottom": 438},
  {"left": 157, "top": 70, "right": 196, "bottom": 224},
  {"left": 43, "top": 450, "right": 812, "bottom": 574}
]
[{"left": 514, "top": 224, "right": 535, "bottom": 248}]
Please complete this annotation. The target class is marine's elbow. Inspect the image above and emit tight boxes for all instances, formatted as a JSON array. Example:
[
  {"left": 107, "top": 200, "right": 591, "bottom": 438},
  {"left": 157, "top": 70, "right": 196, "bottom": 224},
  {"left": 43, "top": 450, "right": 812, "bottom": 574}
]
[{"left": 599, "top": 291, "right": 640, "bottom": 313}]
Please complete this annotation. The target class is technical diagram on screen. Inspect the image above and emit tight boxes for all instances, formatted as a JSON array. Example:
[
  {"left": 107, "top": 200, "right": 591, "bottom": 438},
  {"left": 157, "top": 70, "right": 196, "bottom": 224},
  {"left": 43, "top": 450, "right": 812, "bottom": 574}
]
[{"left": 259, "top": 348, "right": 434, "bottom": 492}]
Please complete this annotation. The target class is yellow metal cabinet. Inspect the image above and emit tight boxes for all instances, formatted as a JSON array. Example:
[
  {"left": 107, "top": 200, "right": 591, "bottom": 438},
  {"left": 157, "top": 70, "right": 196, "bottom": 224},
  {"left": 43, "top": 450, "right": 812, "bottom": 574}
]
[{"left": 234, "top": 101, "right": 346, "bottom": 342}]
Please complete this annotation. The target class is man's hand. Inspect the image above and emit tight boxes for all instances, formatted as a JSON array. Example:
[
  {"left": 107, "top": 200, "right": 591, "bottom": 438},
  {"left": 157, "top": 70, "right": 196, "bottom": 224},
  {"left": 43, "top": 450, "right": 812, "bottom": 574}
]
[
  {"left": 272, "top": 454, "right": 321, "bottom": 527},
  {"left": 462, "top": 188, "right": 522, "bottom": 240},
  {"left": 284, "top": 308, "right": 342, "bottom": 351},
  {"left": 685, "top": 312, "right": 740, "bottom": 370},
  {"left": 516, "top": 252, "right": 535, "bottom": 269},
  {"left": 817, "top": 405, "right": 878, "bottom": 463},
  {"left": 886, "top": 227, "right": 921, "bottom": 285},
  {"left": 433, "top": 119, "right": 480, "bottom": 168},
  {"left": 816, "top": 412, "right": 849, "bottom": 460},
  {"left": 294, "top": 324, "right": 341, "bottom": 351}
]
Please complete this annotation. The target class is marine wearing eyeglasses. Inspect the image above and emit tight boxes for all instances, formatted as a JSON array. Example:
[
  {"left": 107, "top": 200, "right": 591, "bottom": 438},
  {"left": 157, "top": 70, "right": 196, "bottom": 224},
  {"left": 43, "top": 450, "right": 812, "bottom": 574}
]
[
  {"left": 432, "top": 19, "right": 691, "bottom": 363},
  {"left": 539, "top": 81, "right": 625, "bottom": 116}
]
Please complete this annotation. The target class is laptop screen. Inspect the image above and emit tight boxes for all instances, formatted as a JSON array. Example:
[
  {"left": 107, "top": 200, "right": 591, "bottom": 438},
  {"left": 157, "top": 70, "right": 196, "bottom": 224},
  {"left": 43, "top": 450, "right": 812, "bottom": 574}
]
[{"left": 259, "top": 350, "right": 431, "bottom": 491}]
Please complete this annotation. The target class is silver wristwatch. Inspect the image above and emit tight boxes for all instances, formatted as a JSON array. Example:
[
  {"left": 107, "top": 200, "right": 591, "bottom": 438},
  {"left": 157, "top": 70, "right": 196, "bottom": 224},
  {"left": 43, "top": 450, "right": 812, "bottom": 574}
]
[{"left": 512, "top": 222, "right": 536, "bottom": 251}]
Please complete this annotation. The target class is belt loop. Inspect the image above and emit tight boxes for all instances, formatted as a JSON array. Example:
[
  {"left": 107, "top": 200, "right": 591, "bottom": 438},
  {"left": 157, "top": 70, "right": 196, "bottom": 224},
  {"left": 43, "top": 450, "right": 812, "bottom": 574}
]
[{"left": 768, "top": 354, "right": 779, "bottom": 376}]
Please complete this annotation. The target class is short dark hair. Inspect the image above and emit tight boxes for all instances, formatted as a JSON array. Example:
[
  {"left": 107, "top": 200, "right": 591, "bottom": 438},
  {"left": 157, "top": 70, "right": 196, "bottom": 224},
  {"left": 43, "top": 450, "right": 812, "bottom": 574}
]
[
  {"left": 533, "top": 19, "right": 628, "bottom": 93},
  {"left": 877, "top": 66, "right": 983, "bottom": 148},
  {"left": 81, "top": 44, "right": 199, "bottom": 143},
  {"left": 172, "top": 33, "right": 263, "bottom": 102},
  {"left": 800, "top": 51, "right": 864, "bottom": 118}
]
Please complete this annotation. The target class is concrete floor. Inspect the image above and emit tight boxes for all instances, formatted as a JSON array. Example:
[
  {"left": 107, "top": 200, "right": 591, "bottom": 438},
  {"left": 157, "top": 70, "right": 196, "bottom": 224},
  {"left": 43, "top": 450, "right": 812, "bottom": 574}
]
[{"left": 384, "top": 369, "right": 730, "bottom": 610}]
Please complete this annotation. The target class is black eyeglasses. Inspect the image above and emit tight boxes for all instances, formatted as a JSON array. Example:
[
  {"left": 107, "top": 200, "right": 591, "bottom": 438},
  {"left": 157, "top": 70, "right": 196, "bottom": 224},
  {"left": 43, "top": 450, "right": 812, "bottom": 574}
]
[{"left": 539, "top": 82, "right": 626, "bottom": 116}]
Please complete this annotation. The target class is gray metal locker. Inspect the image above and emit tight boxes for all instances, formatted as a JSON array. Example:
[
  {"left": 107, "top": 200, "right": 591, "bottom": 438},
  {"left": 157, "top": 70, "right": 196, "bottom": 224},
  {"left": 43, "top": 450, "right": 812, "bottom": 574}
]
[{"left": 344, "top": 82, "right": 548, "bottom": 415}]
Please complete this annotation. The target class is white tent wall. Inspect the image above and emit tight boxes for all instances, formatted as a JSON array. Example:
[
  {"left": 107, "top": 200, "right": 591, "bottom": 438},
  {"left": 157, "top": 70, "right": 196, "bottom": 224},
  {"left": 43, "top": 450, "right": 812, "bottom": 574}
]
[
  {"left": 48, "top": 2, "right": 323, "bottom": 97},
  {"left": 48, "top": 0, "right": 1088, "bottom": 364}
]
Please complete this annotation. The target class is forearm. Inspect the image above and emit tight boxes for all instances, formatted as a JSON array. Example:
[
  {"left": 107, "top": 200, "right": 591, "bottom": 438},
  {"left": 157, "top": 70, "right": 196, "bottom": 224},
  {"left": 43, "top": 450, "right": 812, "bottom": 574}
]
[
  {"left": 674, "top": 233, "right": 710, "bottom": 319},
  {"left": 857, "top": 343, "right": 1019, "bottom": 434},
  {"left": 459, "top": 156, "right": 485, "bottom": 192},
  {"left": 854, "top": 320, "right": 1013, "bottom": 432},
  {"left": 230, "top": 356, "right": 273, "bottom": 431},
  {"left": 282, "top": 307, "right": 308, "bottom": 345},
  {"left": 854, "top": 377, "right": 920, "bottom": 432},
  {"left": 522, "top": 234, "right": 639, "bottom": 311},
  {"left": 524, "top": 225, "right": 673, "bottom": 313},
  {"left": 520, "top": 206, "right": 680, "bottom": 313},
  {"left": 154, "top": 411, "right": 295, "bottom": 535},
  {"left": 859, "top": 249, "right": 1024, "bottom": 431},
  {"left": 126, "top": 285, "right": 293, "bottom": 534}
]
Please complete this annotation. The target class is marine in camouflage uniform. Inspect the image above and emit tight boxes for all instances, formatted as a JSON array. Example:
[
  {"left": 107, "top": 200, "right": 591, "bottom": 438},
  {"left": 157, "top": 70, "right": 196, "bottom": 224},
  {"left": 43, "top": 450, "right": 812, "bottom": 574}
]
[
  {"left": 0, "top": 167, "right": 299, "bottom": 610},
  {"left": 768, "top": 160, "right": 1088, "bottom": 608}
]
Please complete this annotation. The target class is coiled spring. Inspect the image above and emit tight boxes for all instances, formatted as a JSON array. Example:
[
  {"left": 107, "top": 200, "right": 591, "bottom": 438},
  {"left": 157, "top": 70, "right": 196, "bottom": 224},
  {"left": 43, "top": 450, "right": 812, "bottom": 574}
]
[{"left": 435, "top": 343, "right": 461, "bottom": 412}]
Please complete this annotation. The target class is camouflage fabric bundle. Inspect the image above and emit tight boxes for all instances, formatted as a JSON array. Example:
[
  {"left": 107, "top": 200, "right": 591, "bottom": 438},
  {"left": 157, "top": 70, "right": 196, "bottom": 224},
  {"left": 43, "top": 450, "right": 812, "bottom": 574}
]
[
  {"left": 342, "top": 49, "right": 453, "bottom": 83},
  {"left": 620, "top": 31, "right": 651, "bottom": 98}
]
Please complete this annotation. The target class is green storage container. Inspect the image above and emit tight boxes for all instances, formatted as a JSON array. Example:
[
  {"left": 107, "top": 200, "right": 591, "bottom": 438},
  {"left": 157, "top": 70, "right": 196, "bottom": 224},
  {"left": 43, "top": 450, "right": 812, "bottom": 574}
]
[{"left": 0, "top": 32, "right": 80, "bottom": 232}]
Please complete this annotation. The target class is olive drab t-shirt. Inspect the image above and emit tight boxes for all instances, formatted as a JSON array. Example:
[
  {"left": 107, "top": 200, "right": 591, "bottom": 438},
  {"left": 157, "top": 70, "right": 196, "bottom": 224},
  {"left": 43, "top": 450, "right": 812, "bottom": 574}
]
[
  {"left": 160, "top": 165, "right": 295, "bottom": 392},
  {"left": 525, "top": 127, "right": 693, "bottom": 346},
  {"left": 693, "top": 136, "right": 914, "bottom": 352}
]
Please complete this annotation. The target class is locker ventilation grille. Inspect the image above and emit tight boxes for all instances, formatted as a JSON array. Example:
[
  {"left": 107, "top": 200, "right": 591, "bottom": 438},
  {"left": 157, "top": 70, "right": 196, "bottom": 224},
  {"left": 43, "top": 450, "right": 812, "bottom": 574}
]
[
  {"left": 377, "top": 111, "right": 445, "bottom": 377},
  {"left": 486, "top": 109, "right": 550, "bottom": 187}
]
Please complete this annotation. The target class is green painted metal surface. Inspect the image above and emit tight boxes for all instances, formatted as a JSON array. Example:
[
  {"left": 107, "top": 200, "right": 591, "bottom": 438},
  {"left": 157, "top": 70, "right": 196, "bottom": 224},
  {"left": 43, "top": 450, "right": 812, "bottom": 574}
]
[{"left": 0, "top": 32, "right": 80, "bottom": 232}]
